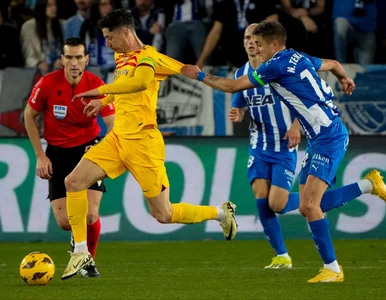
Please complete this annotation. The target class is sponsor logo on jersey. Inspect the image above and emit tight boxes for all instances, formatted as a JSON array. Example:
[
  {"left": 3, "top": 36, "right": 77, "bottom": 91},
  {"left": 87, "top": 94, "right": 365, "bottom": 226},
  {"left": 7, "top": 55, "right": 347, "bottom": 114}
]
[
  {"left": 114, "top": 69, "right": 128, "bottom": 78},
  {"left": 245, "top": 94, "right": 275, "bottom": 107},
  {"left": 312, "top": 153, "right": 330, "bottom": 164}
]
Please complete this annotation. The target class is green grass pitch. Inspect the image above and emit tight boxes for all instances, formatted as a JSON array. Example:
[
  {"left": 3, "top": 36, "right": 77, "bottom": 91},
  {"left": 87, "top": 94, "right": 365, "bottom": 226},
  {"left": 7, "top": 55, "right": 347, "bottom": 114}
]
[{"left": 1, "top": 240, "right": 385, "bottom": 299}]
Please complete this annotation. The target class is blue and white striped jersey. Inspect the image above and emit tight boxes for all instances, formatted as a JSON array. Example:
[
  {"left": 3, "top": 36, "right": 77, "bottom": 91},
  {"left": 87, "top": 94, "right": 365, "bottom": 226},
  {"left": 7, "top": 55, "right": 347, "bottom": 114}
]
[
  {"left": 248, "top": 49, "right": 340, "bottom": 140},
  {"left": 233, "top": 62, "right": 296, "bottom": 153}
]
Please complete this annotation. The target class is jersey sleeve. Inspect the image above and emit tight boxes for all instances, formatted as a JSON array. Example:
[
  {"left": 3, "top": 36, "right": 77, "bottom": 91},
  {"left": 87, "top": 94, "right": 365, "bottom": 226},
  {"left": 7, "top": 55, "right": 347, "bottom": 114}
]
[
  {"left": 248, "top": 61, "right": 282, "bottom": 87},
  {"left": 101, "top": 94, "right": 115, "bottom": 106},
  {"left": 99, "top": 102, "right": 115, "bottom": 117},
  {"left": 137, "top": 56, "right": 156, "bottom": 73},
  {"left": 232, "top": 70, "right": 247, "bottom": 108},
  {"left": 28, "top": 76, "right": 48, "bottom": 112},
  {"left": 97, "top": 64, "right": 155, "bottom": 95},
  {"left": 300, "top": 52, "right": 322, "bottom": 71},
  {"left": 146, "top": 47, "right": 185, "bottom": 80},
  {"left": 232, "top": 92, "right": 247, "bottom": 108}
]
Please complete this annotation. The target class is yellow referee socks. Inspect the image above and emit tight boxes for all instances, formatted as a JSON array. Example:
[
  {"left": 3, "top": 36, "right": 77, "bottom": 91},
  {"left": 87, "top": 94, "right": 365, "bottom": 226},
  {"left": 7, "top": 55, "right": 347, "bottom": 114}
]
[
  {"left": 171, "top": 203, "right": 218, "bottom": 224},
  {"left": 66, "top": 190, "right": 88, "bottom": 244}
]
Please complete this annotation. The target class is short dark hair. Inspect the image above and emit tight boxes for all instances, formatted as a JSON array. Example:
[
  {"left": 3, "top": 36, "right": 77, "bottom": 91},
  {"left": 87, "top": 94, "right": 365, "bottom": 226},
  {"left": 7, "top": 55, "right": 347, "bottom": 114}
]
[
  {"left": 253, "top": 21, "right": 287, "bottom": 45},
  {"left": 62, "top": 37, "right": 87, "bottom": 55},
  {"left": 97, "top": 8, "right": 134, "bottom": 31}
]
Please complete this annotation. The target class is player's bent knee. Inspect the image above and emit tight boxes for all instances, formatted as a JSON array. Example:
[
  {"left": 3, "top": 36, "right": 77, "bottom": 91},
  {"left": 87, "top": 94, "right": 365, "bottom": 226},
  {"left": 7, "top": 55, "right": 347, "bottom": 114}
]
[
  {"left": 146, "top": 188, "right": 172, "bottom": 223},
  {"left": 87, "top": 212, "right": 99, "bottom": 225},
  {"left": 153, "top": 211, "right": 173, "bottom": 224},
  {"left": 56, "top": 218, "right": 71, "bottom": 231},
  {"left": 298, "top": 204, "right": 307, "bottom": 217},
  {"left": 268, "top": 186, "right": 289, "bottom": 213},
  {"left": 64, "top": 174, "right": 77, "bottom": 191},
  {"left": 251, "top": 179, "right": 270, "bottom": 199},
  {"left": 65, "top": 173, "right": 85, "bottom": 192},
  {"left": 299, "top": 202, "right": 317, "bottom": 217},
  {"left": 269, "top": 201, "right": 286, "bottom": 213}
]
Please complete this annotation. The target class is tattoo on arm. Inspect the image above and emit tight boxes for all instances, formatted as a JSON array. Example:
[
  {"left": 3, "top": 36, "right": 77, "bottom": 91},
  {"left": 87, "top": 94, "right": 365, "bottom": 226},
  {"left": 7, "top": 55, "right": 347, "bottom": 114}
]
[
  {"left": 206, "top": 74, "right": 222, "bottom": 82},
  {"left": 203, "top": 73, "right": 235, "bottom": 93}
]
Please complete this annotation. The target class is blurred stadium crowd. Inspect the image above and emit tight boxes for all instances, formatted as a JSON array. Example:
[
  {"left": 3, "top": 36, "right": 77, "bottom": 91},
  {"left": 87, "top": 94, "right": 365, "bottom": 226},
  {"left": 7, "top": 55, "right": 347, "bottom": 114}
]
[{"left": 0, "top": 0, "right": 385, "bottom": 75}]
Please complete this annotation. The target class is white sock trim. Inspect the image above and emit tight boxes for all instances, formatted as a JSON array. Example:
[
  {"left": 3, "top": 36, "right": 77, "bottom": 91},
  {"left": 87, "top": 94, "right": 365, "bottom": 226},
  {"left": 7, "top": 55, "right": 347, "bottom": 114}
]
[
  {"left": 216, "top": 206, "right": 225, "bottom": 221},
  {"left": 277, "top": 253, "right": 290, "bottom": 259},
  {"left": 358, "top": 179, "right": 373, "bottom": 194},
  {"left": 74, "top": 241, "right": 88, "bottom": 254},
  {"left": 324, "top": 260, "right": 340, "bottom": 273}
]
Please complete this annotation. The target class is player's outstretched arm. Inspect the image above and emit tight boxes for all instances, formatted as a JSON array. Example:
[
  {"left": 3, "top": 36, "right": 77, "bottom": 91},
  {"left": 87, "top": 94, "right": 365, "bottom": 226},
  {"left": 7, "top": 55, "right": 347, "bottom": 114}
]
[
  {"left": 73, "top": 65, "right": 155, "bottom": 101},
  {"left": 318, "top": 59, "right": 355, "bottom": 95},
  {"left": 97, "top": 65, "right": 155, "bottom": 95},
  {"left": 181, "top": 65, "right": 255, "bottom": 93}
]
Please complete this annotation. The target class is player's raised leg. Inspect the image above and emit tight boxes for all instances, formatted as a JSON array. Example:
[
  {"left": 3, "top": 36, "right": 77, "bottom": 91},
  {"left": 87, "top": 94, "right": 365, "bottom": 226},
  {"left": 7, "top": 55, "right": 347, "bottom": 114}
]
[
  {"left": 129, "top": 130, "right": 237, "bottom": 240},
  {"left": 279, "top": 169, "right": 386, "bottom": 214},
  {"left": 364, "top": 169, "right": 386, "bottom": 201},
  {"left": 145, "top": 187, "right": 237, "bottom": 240},
  {"left": 61, "top": 158, "right": 106, "bottom": 280},
  {"left": 259, "top": 166, "right": 386, "bottom": 271}
]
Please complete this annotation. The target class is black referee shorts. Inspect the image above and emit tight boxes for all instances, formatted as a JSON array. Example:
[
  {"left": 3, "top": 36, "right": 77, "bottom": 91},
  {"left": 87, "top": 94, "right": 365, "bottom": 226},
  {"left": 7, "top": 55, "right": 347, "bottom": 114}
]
[{"left": 45, "top": 137, "right": 106, "bottom": 201}]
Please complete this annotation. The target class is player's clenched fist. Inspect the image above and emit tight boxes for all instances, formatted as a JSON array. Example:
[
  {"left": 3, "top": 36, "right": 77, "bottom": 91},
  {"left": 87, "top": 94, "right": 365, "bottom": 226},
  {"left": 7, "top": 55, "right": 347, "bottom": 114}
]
[
  {"left": 181, "top": 64, "right": 201, "bottom": 79},
  {"left": 228, "top": 108, "right": 245, "bottom": 123},
  {"left": 339, "top": 77, "right": 355, "bottom": 96}
]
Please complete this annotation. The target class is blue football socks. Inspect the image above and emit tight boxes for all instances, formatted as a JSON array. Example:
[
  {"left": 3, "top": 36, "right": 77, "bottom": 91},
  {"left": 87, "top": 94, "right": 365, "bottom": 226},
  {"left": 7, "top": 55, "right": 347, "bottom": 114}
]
[
  {"left": 278, "top": 183, "right": 362, "bottom": 214},
  {"left": 256, "top": 198, "right": 287, "bottom": 255},
  {"left": 309, "top": 218, "right": 336, "bottom": 264}
]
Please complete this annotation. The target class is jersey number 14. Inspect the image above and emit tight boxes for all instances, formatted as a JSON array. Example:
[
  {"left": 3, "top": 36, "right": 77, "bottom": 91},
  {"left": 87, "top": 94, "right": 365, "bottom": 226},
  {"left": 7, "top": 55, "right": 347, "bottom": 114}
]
[{"left": 300, "top": 69, "right": 333, "bottom": 99}]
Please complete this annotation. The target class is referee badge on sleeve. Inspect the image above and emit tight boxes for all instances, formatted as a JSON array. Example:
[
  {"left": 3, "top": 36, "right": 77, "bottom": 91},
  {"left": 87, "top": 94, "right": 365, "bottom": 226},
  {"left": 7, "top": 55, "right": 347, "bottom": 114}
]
[{"left": 53, "top": 105, "right": 67, "bottom": 119}]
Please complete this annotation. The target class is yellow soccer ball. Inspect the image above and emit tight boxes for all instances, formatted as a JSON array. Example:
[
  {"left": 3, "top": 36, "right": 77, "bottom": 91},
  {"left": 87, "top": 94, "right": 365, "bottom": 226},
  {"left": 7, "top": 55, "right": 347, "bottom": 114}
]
[{"left": 20, "top": 252, "right": 55, "bottom": 285}]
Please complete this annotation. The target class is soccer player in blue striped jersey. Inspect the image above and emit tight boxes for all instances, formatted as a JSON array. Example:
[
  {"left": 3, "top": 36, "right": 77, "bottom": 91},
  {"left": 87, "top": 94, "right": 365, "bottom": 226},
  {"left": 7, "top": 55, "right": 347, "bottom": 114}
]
[
  {"left": 182, "top": 20, "right": 386, "bottom": 282},
  {"left": 230, "top": 23, "right": 300, "bottom": 269},
  {"left": 229, "top": 23, "right": 382, "bottom": 271}
]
